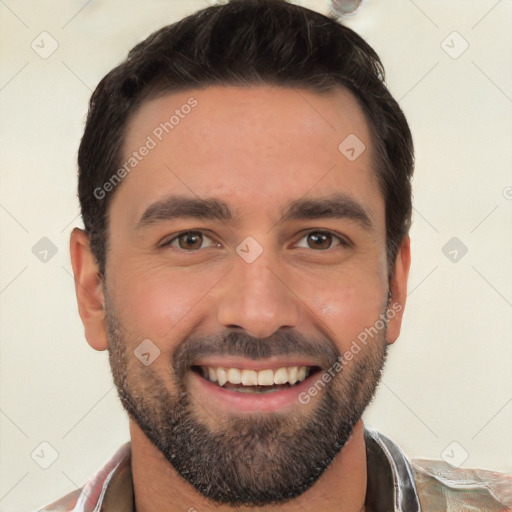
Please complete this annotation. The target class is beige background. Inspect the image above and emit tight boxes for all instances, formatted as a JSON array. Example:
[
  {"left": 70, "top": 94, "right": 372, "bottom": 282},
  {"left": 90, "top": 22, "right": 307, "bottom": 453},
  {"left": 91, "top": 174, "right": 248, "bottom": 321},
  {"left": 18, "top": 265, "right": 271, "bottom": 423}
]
[{"left": 0, "top": 0, "right": 511, "bottom": 510}]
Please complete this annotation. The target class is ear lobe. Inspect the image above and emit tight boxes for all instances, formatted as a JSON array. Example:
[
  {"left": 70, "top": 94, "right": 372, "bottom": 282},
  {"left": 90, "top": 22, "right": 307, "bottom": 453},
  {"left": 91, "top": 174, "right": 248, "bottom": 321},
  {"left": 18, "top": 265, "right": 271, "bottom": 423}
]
[
  {"left": 386, "top": 236, "right": 411, "bottom": 344},
  {"left": 69, "top": 228, "right": 108, "bottom": 351}
]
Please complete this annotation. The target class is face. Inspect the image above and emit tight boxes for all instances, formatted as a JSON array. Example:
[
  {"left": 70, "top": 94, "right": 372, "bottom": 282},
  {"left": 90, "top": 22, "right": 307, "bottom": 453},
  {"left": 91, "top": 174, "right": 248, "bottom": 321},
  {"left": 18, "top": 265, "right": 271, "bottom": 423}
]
[{"left": 92, "top": 86, "right": 407, "bottom": 505}]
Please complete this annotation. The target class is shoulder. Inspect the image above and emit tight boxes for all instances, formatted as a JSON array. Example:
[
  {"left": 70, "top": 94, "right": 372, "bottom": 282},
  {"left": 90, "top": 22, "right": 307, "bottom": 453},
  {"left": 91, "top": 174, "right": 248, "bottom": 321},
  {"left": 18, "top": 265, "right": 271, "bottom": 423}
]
[
  {"left": 410, "top": 458, "right": 512, "bottom": 511},
  {"left": 33, "top": 443, "right": 132, "bottom": 512},
  {"left": 364, "top": 427, "right": 512, "bottom": 511}
]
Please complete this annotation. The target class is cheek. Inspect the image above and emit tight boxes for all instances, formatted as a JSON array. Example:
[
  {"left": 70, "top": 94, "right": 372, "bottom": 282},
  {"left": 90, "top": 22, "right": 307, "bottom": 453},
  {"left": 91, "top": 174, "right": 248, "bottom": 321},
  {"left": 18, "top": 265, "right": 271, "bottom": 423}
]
[
  {"left": 303, "top": 272, "right": 387, "bottom": 350},
  {"left": 108, "top": 263, "right": 221, "bottom": 342}
]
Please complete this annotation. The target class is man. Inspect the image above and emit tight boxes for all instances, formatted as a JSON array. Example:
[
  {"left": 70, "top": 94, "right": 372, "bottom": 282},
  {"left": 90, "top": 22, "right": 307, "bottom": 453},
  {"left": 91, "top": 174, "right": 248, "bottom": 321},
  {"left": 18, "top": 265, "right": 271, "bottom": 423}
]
[{"left": 43, "top": 0, "right": 511, "bottom": 510}]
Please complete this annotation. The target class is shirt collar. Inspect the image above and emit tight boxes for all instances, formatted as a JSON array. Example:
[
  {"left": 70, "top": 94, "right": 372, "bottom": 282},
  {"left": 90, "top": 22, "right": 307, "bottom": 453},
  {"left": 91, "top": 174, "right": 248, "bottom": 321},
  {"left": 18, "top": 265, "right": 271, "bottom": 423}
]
[{"left": 364, "top": 426, "right": 422, "bottom": 512}]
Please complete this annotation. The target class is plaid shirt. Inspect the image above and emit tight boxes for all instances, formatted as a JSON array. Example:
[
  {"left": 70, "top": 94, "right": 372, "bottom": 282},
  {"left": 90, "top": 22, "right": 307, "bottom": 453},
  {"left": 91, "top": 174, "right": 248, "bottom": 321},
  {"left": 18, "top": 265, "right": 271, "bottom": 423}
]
[{"left": 37, "top": 427, "right": 512, "bottom": 511}]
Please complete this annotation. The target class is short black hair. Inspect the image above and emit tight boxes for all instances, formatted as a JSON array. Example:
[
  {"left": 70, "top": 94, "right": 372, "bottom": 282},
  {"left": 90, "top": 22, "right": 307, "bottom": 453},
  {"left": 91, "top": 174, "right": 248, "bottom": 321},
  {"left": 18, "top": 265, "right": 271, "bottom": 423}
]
[{"left": 78, "top": 0, "right": 414, "bottom": 277}]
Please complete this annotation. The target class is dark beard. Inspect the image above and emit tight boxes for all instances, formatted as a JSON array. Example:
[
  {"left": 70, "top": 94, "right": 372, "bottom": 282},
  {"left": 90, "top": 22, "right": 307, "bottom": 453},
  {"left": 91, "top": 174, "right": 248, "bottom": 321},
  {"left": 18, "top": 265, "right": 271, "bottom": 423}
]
[{"left": 106, "top": 301, "right": 388, "bottom": 506}]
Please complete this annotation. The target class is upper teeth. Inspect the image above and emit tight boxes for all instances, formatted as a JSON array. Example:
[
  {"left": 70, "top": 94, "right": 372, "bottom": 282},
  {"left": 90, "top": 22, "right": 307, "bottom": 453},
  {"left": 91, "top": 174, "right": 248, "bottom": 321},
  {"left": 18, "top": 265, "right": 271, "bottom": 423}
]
[{"left": 201, "top": 366, "right": 309, "bottom": 387}]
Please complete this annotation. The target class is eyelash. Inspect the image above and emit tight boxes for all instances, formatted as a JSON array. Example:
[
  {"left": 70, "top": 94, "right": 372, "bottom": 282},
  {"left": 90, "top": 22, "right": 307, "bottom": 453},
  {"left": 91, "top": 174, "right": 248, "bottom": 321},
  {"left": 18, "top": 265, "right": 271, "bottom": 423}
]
[
  {"left": 160, "top": 230, "right": 219, "bottom": 251},
  {"left": 160, "top": 229, "right": 351, "bottom": 251}
]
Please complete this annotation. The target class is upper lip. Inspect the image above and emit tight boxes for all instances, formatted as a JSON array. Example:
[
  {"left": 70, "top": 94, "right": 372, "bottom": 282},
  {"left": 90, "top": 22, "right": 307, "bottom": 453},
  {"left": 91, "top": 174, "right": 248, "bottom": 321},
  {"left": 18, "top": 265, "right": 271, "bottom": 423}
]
[{"left": 191, "top": 357, "right": 321, "bottom": 371}]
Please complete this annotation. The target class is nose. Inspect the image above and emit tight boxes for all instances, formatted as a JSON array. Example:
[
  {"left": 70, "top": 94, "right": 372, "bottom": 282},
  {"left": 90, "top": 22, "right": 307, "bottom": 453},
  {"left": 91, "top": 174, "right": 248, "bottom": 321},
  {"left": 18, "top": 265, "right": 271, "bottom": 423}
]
[{"left": 216, "top": 252, "right": 300, "bottom": 339}]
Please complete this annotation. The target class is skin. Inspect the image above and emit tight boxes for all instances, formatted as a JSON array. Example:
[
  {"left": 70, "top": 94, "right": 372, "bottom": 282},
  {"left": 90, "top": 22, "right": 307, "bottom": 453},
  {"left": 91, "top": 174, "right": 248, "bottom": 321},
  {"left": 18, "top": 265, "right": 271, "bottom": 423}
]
[{"left": 70, "top": 85, "right": 411, "bottom": 512}]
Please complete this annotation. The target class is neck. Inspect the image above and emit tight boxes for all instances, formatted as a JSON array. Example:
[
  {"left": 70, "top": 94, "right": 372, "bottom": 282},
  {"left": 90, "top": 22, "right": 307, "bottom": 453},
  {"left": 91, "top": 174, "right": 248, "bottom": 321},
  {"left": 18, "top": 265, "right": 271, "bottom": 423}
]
[{"left": 130, "top": 419, "right": 367, "bottom": 512}]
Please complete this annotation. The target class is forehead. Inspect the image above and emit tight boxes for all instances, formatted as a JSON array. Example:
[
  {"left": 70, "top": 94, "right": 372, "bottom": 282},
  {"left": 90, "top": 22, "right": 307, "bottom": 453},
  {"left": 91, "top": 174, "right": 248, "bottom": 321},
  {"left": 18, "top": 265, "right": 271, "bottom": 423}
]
[{"left": 111, "top": 85, "right": 382, "bottom": 228}]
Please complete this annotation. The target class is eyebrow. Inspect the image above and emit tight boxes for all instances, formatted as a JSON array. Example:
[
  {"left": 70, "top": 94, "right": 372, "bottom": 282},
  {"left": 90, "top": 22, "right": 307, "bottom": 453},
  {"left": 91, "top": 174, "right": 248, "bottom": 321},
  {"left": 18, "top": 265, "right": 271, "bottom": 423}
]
[
  {"left": 135, "top": 193, "right": 374, "bottom": 231},
  {"left": 136, "top": 195, "right": 233, "bottom": 229},
  {"left": 280, "top": 194, "right": 374, "bottom": 231}
]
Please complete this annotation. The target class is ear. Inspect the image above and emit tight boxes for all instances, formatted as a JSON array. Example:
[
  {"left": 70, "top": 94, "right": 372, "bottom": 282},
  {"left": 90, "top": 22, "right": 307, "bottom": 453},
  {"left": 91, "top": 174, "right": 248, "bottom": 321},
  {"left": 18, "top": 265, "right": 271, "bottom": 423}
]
[
  {"left": 386, "top": 236, "right": 411, "bottom": 344},
  {"left": 69, "top": 228, "right": 108, "bottom": 351}
]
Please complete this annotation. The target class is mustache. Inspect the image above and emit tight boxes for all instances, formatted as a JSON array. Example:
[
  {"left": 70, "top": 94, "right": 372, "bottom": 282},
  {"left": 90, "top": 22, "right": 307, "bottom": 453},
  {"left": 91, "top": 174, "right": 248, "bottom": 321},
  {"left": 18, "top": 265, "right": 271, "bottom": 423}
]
[{"left": 173, "top": 330, "right": 340, "bottom": 376}]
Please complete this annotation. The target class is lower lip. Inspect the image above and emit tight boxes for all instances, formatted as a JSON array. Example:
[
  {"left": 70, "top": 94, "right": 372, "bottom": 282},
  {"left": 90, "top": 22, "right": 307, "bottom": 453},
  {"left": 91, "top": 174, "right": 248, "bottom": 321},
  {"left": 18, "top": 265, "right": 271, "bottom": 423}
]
[{"left": 189, "top": 370, "right": 320, "bottom": 413}]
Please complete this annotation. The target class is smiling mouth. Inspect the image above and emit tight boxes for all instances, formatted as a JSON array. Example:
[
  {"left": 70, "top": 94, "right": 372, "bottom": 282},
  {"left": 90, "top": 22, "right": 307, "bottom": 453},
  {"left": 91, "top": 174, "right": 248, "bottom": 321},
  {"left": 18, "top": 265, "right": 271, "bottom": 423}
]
[{"left": 192, "top": 365, "right": 319, "bottom": 393}]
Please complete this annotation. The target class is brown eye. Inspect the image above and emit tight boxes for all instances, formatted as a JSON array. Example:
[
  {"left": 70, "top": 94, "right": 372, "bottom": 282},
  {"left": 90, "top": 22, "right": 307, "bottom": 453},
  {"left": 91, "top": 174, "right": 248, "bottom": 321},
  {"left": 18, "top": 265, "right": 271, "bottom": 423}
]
[
  {"left": 178, "top": 231, "right": 203, "bottom": 250},
  {"left": 295, "top": 231, "right": 345, "bottom": 250},
  {"left": 163, "top": 231, "right": 217, "bottom": 251},
  {"left": 307, "top": 232, "right": 333, "bottom": 249}
]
